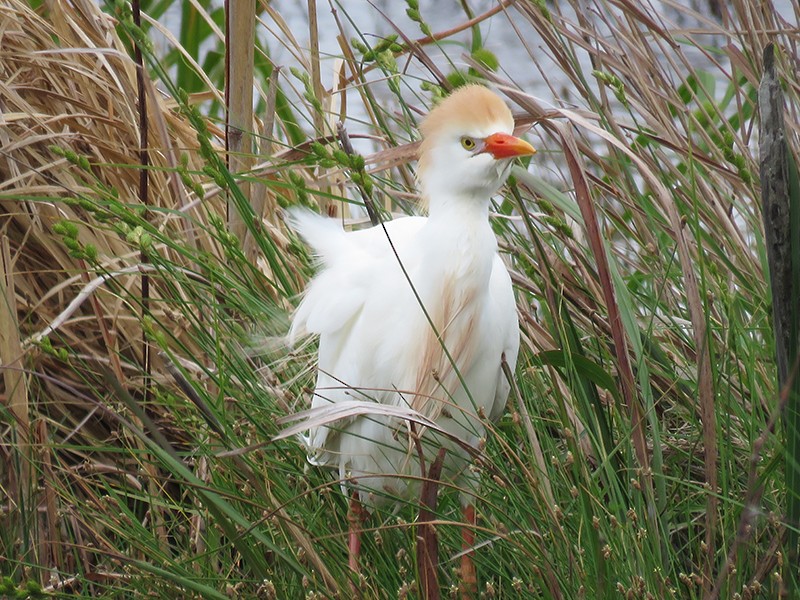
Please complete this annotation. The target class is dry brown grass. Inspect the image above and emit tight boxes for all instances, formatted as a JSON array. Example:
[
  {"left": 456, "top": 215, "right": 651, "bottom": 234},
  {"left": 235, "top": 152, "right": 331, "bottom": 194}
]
[{"left": 0, "top": 0, "right": 230, "bottom": 579}]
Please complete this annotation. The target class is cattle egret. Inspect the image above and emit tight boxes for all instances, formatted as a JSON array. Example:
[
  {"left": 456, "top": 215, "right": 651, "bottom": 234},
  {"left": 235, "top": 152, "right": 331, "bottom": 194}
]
[{"left": 288, "top": 84, "right": 535, "bottom": 592}]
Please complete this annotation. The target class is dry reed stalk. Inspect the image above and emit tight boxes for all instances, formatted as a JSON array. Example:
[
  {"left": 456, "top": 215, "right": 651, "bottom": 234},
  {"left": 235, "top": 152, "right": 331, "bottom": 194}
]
[
  {"left": 226, "top": 0, "right": 256, "bottom": 253},
  {"left": 35, "top": 419, "right": 63, "bottom": 574},
  {"left": 0, "top": 234, "right": 32, "bottom": 562},
  {"left": 307, "top": 0, "right": 324, "bottom": 136}
]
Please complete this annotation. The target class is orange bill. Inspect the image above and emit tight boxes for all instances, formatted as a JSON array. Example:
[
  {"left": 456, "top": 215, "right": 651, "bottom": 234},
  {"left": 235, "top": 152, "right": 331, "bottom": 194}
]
[{"left": 482, "top": 132, "right": 536, "bottom": 159}]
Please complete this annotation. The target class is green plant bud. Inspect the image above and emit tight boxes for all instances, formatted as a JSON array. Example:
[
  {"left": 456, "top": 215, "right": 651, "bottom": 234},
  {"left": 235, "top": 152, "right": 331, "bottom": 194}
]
[
  {"left": 202, "top": 165, "right": 226, "bottom": 188},
  {"left": 290, "top": 66, "right": 308, "bottom": 82},
  {"left": 349, "top": 154, "right": 365, "bottom": 171},
  {"left": 311, "top": 142, "right": 329, "bottom": 159},
  {"left": 332, "top": 149, "right": 349, "bottom": 165},
  {"left": 152, "top": 328, "right": 167, "bottom": 348},
  {"left": 446, "top": 69, "right": 469, "bottom": 89},
  {"left": 126, "top": 225, "right": 144, "bottom": 245},
  {"left": 538, "top": 199, "right": 554, "bottom": 214},
  {"left": 373, "top": 34, "right": 398, "bottom": 53},
  {"left": 139, "top": 232, "right": 153, "bottom": 251},
  {"left": 142, "top": 314, "right": 156, "bottom": 336},
  {"left": 83, "top": 244, "right": 97, "bottom": 261},
  {"left": 63, "top": 221, "right": 79, "bottom": 238},
  {"left": 471, "top": 48, "right": 499, "bottom": 72},
  {"left": 362, "top": 176, "right": 374, "bottom": 197},
  {"left": 350, "top": 38, "right": 368, "bottom": 53},
  {"left": 387, "top": 75, "right": 401, "bottom": 95},
  {"left": 376, "top": 50, "right": 398, "bottom": 72}
]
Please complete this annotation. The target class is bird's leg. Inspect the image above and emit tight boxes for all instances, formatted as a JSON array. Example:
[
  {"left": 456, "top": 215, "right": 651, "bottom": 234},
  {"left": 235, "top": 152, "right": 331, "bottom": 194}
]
[
  {"left": 347, "top": 491, "right": 365, "bottom": 585},
  {"left": 417, "top": 448, "right": 446, "bottom": 600},
  {"left": 460, "top": 503, "right": 477, "bottom": 597}
]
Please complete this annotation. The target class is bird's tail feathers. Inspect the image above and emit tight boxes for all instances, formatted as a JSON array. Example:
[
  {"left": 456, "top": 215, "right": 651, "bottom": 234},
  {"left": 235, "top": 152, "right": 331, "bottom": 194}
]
[{"left": 284, "top": 207, "right": 348, "bottom": 264}]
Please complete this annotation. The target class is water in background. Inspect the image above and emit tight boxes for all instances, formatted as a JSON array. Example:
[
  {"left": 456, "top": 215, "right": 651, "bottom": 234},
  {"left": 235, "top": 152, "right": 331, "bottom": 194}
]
[{"left": 264, "top": 0, "right": 795, "bottom": 115}]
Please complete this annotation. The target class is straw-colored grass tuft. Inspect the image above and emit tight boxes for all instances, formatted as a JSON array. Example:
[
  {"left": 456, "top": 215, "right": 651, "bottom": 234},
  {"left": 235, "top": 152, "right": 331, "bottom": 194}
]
[
  {"left": 0, "top": 0, "right": 239, "bottom": 580},
  {"left": 1, "top": 2, "right": 209, "bottom": 380}
]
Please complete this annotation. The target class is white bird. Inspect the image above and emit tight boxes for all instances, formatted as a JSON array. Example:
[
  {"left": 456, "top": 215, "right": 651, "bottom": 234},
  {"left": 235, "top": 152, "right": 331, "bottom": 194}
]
[{"left": 287, "top": 84, "right": 535, "bottom": 591}]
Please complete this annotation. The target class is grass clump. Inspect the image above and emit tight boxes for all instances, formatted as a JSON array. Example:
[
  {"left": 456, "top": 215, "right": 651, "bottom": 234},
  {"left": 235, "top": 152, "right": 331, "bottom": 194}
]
[{"left": 1, "top": 0, "right": 799, "bottom": 597}]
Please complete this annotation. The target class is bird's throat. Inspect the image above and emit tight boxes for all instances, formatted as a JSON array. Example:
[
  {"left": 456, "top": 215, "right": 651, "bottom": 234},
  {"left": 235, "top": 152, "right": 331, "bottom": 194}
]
[
  {"left": 425, "top": 190, "right": 493, "bottom": 225},
  {"left": 420, "top": 205, "right": 497, "bottom": 286}
]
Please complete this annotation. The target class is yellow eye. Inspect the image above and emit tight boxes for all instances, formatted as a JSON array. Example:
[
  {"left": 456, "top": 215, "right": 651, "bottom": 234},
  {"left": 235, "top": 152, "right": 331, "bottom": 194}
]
[{"left": 460, "top": 136, "right": 476, "bottom": 151}]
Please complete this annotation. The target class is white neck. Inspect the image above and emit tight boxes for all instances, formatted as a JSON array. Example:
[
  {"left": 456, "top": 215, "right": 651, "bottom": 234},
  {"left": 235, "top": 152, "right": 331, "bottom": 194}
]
[{"left": 426, "top": 189, "right": 492, "bottom": 225}]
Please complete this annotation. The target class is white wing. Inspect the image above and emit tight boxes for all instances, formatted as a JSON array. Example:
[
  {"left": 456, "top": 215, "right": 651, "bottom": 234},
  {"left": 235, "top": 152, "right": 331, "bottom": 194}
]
[
  {"left": 485, "top": 254, "right": 520, "bottom": 422},
  {"left": 287, "top": 209, "right": 426, "bottom": 344}
]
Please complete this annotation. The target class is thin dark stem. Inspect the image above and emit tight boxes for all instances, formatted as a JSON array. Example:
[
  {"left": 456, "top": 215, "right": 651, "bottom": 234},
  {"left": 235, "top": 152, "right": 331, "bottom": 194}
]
[{"left": 132, "top": 0, "right": 151, "bottom": 405}]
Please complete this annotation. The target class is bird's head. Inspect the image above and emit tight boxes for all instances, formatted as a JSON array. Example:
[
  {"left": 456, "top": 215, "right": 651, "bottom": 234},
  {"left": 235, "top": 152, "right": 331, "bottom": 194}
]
[{"left": 417, "top": 85, "right": 536, "bottom": 208}]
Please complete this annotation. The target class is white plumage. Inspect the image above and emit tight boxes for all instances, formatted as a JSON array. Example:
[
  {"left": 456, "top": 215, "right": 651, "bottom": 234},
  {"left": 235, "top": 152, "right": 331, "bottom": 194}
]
[{"left": 288, "top": 85, "right": 534, "bottom": 509}]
